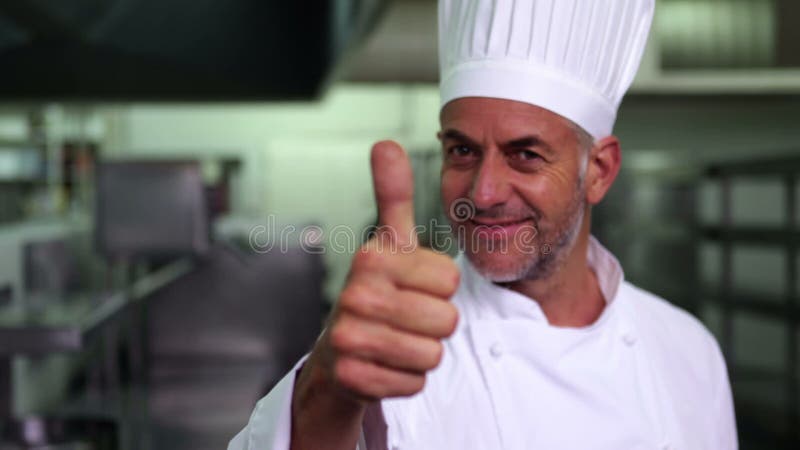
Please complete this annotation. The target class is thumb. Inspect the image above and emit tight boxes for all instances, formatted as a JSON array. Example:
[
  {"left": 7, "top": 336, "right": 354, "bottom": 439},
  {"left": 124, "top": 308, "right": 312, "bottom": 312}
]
[{"left": 370, "top": 140, "right": 417, "bottom": 246}]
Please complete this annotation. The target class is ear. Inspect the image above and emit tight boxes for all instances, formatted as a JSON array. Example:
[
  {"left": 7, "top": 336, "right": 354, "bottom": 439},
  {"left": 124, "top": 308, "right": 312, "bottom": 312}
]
[{"left": 585, "top": 136, "right": 621, "bottom": 205}]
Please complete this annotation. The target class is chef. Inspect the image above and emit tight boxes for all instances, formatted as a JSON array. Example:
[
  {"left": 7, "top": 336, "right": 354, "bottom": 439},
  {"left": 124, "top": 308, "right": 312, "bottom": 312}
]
[{"left": 229, "top": 0, "right": 737, "bottom": 449}]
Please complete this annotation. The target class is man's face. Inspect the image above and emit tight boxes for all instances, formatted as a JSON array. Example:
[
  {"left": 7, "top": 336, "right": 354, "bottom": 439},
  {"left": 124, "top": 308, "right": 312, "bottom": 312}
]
[{"left": 439, "top": 97, "right": 589, "bottom": 283}]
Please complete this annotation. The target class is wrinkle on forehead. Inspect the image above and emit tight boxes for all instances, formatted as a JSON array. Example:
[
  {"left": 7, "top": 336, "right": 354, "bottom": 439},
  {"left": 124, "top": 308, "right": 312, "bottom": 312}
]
[{"left": 440, "top": 97, "right": 582, "bottom": 153}]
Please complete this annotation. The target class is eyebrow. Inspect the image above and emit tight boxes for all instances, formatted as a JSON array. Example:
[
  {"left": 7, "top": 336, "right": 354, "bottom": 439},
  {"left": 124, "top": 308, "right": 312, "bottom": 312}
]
[
  {"left": 506, "top": 135, "right": 554, "bottom": 156},
  {"left": 440, "top": 128, "right": 554, "bottom": 156},
  {"left": 440, "top": 129, "right": 480, "bottom": 148}
]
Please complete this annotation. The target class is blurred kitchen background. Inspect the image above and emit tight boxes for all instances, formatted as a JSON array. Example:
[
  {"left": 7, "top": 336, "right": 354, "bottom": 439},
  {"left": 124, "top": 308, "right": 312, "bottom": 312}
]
[{"left": 0, "top": 0, "right": 798, "bottom": 448}]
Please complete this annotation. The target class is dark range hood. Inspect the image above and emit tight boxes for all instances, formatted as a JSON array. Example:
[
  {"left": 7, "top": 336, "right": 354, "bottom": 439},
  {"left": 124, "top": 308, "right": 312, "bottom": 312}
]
[{"left": 0, "top": 0, "right": 386, "bottom": 101}]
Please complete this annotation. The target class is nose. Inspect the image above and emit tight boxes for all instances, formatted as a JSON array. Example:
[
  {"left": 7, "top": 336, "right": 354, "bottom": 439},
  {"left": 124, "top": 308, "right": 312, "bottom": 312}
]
[{"left": 470, "top": 152, "right": 512, "bottom": 210}]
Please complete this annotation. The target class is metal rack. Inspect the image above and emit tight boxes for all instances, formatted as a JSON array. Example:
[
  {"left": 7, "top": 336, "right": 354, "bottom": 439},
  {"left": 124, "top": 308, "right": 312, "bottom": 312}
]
[{"left": 701, "top": 156, "right": 800, "bottom": 448}]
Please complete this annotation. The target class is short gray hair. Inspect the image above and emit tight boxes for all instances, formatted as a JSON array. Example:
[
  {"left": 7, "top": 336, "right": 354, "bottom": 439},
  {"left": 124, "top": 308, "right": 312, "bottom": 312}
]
[{"left": 568, "top": 121, "right": 594, "bottom": 178}]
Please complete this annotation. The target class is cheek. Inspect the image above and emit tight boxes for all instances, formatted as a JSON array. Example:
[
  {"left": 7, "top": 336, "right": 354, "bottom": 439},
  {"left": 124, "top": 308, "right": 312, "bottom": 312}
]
[
  {"left": 440, "top": 168, "right": 473, "bottom": 205},
  {"left": 514, "top": 169, "right": 579, "bottom": 213}
]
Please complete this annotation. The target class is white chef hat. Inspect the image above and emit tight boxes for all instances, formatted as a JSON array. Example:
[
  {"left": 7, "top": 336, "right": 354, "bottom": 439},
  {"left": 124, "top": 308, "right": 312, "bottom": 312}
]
[{"left": 438, "top": 0, "right": 655, "bottom": 139}]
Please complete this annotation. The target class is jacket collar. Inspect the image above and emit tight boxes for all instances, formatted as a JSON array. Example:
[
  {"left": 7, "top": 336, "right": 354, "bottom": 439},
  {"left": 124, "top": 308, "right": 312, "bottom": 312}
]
[{"left": 457, "top": 235, "right": 625, "bottom": 327}]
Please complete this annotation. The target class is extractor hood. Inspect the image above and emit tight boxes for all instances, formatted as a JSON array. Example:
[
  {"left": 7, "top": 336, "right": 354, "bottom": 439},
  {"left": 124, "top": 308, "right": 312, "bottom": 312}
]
[{"left": 0, "top": 0, "right": 387, "bottom": 101}]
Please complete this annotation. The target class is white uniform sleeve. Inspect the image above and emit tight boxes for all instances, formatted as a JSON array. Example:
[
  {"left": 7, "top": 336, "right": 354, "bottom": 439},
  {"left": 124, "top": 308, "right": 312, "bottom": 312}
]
[
  {"left": 227, "top": 355, "right": 370, "bottom": 450},
  {"left": 227, "top": 357, "right": 307, "bottom": 450}
]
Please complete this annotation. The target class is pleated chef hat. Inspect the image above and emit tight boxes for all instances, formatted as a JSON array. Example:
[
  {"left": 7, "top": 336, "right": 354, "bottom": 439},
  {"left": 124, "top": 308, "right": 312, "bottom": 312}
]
[{"left": 438, "top": 0, "right": 655, "bottom": 139}]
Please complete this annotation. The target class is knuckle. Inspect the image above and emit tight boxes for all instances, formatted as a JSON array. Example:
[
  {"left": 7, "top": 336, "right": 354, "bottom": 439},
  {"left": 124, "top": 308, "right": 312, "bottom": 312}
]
[
  {"left": 328, "top": 322, "right": 357, "bottom": 353},
  {"left": 371, "top": 227, "right": 398, "bottom": 251},
  {"left": 428, "top": 341, "right": 445, "bottom": 368},
  {"left": 354, "top": 246, "right": 385, "bottom": 270},
  {"left": 405, "top": 374, "right": 426, "bottom": 396},
  {"left": 416, "top": 374, "right": 427, "bottom": 392},
  {"left": 358, "top": 331, "right": 382, "bottom": 356},
  {"left": 332, "top": 322, "right": 383, "bottom": 359},
  {"left": 443, "top": 264, "right": 461, "bottom": 296},
  {"left": 340, "top": 284, "right": 393, "bottom": 319},
  {"left": 333, "top": 358, "right": 359, "bottom": 389},
  {"left": 422, "top": 251, "right": 460, "bottom": 296},
  {"left": 443, "top": 305, "right": 460, "bottom": 336},
  {"left": 351, "top": 248, "right": 369, "bottom": 271},
  {"left": 338, "top": 284, "right": 367, "bottom": 313}
]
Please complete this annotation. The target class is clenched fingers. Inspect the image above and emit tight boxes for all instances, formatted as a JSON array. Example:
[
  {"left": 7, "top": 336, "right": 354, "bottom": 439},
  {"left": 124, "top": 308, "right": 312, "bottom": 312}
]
[
  {"left": 339, "top": 277, "right": 459, "bottom": 338},
  {"left": 334, "top": 355, "right": 426, "bottom": 400},
  {"left": 351, "top": 246, "right": 460, "bottom": 298},
  {"left": 329, "top": 314, "right": 445, "bottom": 373}
]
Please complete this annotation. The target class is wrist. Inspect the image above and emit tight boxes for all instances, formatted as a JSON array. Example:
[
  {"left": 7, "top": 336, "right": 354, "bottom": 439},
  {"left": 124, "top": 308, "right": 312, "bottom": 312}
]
[{"left": 290, "top": 358, "right": 366, "bottom": 449}]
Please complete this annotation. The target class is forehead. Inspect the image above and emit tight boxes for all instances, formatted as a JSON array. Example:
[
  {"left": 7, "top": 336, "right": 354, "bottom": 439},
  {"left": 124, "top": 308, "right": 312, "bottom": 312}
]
[{"left": 439, "top": 97, "right": 575, "bottom": 141}]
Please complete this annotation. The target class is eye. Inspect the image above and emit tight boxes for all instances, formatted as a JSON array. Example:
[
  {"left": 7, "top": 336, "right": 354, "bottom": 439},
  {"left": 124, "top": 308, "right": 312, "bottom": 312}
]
[
  {"left": 513, "top": 149, "right": 541, "bottom": 161},
  {"left": 448, "top": 145, "right": 473, "bottom": 157},
  {"left": 443, "top": 144, "right": 479, "bottom": 168}
]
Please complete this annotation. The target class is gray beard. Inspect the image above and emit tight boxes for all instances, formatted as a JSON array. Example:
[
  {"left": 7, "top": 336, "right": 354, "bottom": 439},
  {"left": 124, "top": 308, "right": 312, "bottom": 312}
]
[
  {"left": 466, "top": 179, "right": 586, "bottom": 283},
  {"left": 501, "top": 202, "right": 584, "bottom": 283}
]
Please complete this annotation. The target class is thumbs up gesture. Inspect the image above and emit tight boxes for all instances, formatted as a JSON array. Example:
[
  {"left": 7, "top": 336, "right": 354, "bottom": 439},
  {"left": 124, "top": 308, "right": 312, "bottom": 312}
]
[{"left": 290, "top": 141, "right": 461, "bottom": 449}]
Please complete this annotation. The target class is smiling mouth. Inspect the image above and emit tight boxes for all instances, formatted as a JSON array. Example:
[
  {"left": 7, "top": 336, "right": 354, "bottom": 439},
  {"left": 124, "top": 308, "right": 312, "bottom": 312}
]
[{"left": 470, "top": 217, "right": 532, "bottom": 227}]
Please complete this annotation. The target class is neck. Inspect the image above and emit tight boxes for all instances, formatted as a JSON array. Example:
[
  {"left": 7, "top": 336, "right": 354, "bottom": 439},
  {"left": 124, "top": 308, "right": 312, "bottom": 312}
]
[{"left": 502, "top": 214, "right": 605, "bottom": 327}]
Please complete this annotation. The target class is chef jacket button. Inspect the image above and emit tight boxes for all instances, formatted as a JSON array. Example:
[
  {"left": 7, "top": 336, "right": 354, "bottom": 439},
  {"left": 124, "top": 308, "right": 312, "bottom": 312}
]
[
  {"left": 489, "top": 342, "right": 503, "bottom": 358},
  {"left": 621, "top": 332, "right": 636, "bottom": 346}
]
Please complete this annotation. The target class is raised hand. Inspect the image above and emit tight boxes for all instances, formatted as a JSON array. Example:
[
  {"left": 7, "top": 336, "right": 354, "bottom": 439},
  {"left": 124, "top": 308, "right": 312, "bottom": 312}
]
[{"left": 290, "top": 140, "right": 460, "bottom": 450}]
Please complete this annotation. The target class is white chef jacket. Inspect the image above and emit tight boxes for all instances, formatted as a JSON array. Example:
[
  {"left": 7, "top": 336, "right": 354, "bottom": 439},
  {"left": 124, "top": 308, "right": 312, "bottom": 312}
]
[{"left": 229, "top": 236, "right": 737, "bottom": 450}]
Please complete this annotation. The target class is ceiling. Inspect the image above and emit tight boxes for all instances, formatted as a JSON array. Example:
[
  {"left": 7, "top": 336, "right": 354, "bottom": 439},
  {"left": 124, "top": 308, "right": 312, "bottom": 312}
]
[
  {"left": 1, "top": 0, "right": 798, "bottom": 99},
  {"left": 0, "top": 0, "right": 387, "bottom": 101},
  {"left": 343, "top": 0, "right": 800, "bottom": 92}
]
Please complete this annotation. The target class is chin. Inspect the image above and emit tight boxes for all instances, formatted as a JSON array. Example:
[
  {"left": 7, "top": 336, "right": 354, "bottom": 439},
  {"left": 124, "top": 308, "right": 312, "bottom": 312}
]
[
  {"left": 465, "top": 244, "right": 542, "bottom": 283},
  {"left": 453, "top": 202, "right": 585, "bottom": 283},
  {"left": 462, "top": 224, "right": 580, "bottom": 283}
]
